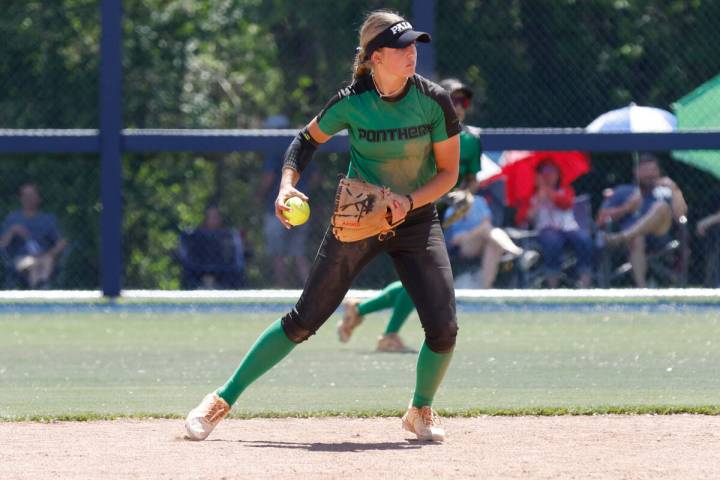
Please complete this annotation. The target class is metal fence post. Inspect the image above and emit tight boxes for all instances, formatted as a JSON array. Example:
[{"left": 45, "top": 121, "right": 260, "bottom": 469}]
[
  {"left": 413, "top": 0, "right": 436, "bottom": 79},
  {"left": 100, "top": 0, "right": 123, "bottom": 297}
]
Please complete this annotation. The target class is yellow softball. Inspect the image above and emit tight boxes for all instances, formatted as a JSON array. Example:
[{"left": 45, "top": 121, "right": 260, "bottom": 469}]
[{"left": 282, "top": 197, "right": 310, "bottom": 226}]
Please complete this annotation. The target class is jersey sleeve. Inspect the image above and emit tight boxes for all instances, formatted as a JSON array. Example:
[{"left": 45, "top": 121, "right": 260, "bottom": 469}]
[
  {"left": 316, "top": 91, "right": 350, "bottom": 136},
  {"left": 430, "top": 90, "right": 462, "bottom": 143}
]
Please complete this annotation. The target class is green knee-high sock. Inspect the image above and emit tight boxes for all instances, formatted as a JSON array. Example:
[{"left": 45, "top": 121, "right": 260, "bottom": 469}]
[
  {"left": 358, "top": 281, "right": 404, "bottom": 316},
  {"left": 217, "top": 318, "right": 296, "bottom": 406},
  {"left": 412, "top": 342, "right": 454, "bottom": 408},
  {"left": 384, "top": 287, "right": 415, "bottom": 334}
]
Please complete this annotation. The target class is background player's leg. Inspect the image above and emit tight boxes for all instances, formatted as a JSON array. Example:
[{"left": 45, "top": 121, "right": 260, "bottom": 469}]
[
  {"left": 339, "top": 273, "right": 409, "bottom": 344},
  {"left": 355, "top": 280, "right": 417, "bottom": 347},
  {"left": 218, "top": 229, "right": 381, "bottom": 406},
  {"left": 358, "top": 280, "right": 404, "bottom": 316},
  {"left": 376, "top": 285, "right": 416, "bottom": 353},
  {"left": 383, "top": 286, "right": 414, "bottom": 335}
]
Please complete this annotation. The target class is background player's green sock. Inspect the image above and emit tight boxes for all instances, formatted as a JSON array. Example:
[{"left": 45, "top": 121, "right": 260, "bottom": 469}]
[
  {"left": 217, "top": 318, "right": 296, "bottom": 405},
  {"left": 412, "top": 342, "right": 454, "bottom": 407},
  {"left": 357, "top": 281, "right": 404, "bottom": 316},
  {"left": 384, "top": 287, "right": 414, "bottom": 334}
]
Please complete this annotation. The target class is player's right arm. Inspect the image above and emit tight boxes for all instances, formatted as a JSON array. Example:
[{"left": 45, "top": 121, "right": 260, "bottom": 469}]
[
  {"left": 307, "top": 118, "right": 331, "bottom": 144},
  {"left": 275, "top": 118, "right": 333, "bottom": 228},
  {"left": 277, "top": 89, "right": 349, "bottom": 227}
]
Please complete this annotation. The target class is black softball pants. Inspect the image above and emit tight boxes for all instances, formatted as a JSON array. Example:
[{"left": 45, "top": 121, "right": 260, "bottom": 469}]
[{"left": 281, "top": 204, "right": 457, "bottom": 353}]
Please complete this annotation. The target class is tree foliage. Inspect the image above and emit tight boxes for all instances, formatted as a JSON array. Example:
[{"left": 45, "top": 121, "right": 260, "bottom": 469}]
[{"left": 0, "top": 1, "right": 718, "bottom": 287}]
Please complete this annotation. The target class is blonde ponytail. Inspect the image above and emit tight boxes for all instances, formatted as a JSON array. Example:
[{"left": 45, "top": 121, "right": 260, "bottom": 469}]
[
  {"left": 352, "top": 48, "right": 372, "bottom": 80},
  {"left": 352, "top": 10, "right": 405, "bottom": 80}
]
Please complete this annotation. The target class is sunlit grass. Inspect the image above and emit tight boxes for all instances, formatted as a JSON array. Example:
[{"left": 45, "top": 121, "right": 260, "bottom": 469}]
[{"left": 1, "top": 309, "right": 719, "bottom": 420}]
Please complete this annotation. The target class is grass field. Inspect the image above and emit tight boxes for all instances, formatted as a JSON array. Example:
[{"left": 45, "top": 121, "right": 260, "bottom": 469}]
[{"left": 1, "top": 305, "right": 719, "bottom": 420}]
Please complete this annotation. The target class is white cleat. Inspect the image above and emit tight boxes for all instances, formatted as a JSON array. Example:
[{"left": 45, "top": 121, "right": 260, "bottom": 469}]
[
  {"left": 402, "top": 405, "right": 446, "bottom": 441},
  {"left": 185, "top": 392, "right": 230, "bottom": 441}
]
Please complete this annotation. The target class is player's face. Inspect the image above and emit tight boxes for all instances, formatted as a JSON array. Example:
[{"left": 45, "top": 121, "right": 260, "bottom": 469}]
[{"left": 378, "top": 42, "right": 417, "bottom": 78}]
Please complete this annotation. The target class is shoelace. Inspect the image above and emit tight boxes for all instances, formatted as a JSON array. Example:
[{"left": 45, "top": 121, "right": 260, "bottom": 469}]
[
  {"left": 420, "top": 407, "right": 440, "bottom": 427},
  {"left": 204, "top": 398, "right": 227, "bottom": 423}
]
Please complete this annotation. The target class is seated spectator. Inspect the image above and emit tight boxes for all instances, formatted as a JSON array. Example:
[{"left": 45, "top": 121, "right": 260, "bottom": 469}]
[
  {"left": 179, "top": 205, "right": 245, "bottom": 289},
  {"left": 445, "top": 194, "right": 538, "bottom": 289},
  {"left": 527, "top": 161, "right": 593, "bottom": 288},
  {"left": 0, "top": 182, "right": 67, "bottom": 288},
  {"left": 695, "top": 195, "right": 720, "bottom": 287},
  {"left": 597, "top": 154, "right": 688, "bottom": 288},
  {"left": 259, "top": 114, "right": 320, "bottom": 287}
]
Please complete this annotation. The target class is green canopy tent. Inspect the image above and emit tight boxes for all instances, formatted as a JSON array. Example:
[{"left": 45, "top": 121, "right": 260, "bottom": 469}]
[{"left": 672, "top": 73, "right": 720, "bottom": 178}]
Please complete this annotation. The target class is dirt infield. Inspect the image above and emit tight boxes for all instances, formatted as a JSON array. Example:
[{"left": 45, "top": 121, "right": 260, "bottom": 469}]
[{"left": 1, "top": 416, "right": 719, "bottom": 479}]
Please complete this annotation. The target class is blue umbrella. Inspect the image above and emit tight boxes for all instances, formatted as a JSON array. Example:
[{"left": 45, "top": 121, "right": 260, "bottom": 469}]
[
  {"left": 586, "top": 103, "right": 677, "bottom": 168},
  {"left": 586, "top": 103, "right": 676, "bottom": 133}
]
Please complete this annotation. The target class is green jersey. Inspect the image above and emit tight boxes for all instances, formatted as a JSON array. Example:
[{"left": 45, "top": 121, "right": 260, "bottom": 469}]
[
  {"left": 456, "top": 127, "right": 482, "bottom": 188},
  {"left": 317, "top": 74, "right": 461, "bottom": 195}
]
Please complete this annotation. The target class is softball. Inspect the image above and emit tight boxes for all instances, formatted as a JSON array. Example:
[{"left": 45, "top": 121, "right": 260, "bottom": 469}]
[{"left": 282, "top": 197, "right": 310, "bottom": 226}]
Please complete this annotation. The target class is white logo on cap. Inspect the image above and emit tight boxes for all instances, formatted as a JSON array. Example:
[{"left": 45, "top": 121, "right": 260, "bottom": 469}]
[{"left": 390, "top": 22, "right": 412, "bottom": 35}]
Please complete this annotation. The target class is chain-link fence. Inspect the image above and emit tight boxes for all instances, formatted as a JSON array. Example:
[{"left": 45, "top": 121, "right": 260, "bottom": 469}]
[
  {"left": 438, "top": 0, "right": 720, "bottom": 128},
  {"left": 2, "top": 1, "right": 720, "bottom": 289}
]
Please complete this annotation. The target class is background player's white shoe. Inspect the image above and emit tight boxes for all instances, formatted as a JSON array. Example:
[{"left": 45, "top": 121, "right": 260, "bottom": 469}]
[
  {"left": 185, "top": 392, "right": 230, "bottom": 441},
  {"left": 402, "top": 405, "right": 446, "bottom": 441},
  {"left": 376, "top": 333, "right": 416, "bottom": 353},
  {"left": 337, "top": 298, "right": 363, "bottom": 342}
]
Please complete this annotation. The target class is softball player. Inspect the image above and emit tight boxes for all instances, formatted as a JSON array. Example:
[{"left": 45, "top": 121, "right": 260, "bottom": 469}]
[
  {"left": 186, "top": 10, "right": 460, "bottom": 442},
  {"left": 338, "top": 79, "right": 479, "bottom": 354}
]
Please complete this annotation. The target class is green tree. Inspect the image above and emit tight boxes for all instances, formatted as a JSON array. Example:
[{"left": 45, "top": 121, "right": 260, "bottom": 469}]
[{"left": 2, "top": 1, "right": 720, "bottom": 288}]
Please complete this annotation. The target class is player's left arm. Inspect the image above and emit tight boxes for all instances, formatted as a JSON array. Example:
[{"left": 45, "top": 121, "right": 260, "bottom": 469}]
[
  {"left": 405, "top": 135, "right": 460, "bottom": 210},
  {"left": 391, "top": 84, "right": 462, "bottom": 215}
]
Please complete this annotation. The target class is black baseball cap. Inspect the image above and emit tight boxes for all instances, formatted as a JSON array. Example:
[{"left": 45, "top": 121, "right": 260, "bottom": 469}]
[{"left": 364, "top": 20, "right": 431, "bottom": 60}]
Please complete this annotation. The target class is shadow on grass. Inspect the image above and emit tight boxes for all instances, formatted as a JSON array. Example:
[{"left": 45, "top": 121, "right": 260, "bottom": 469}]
[{"left": 211, "top": 439, "right": 429, "bottom": 452}]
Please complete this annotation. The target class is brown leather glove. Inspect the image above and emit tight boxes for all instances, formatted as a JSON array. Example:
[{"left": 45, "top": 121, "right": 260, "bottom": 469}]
[{"left": 331, "top": 177, "right": 405, "bottom": 242}]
